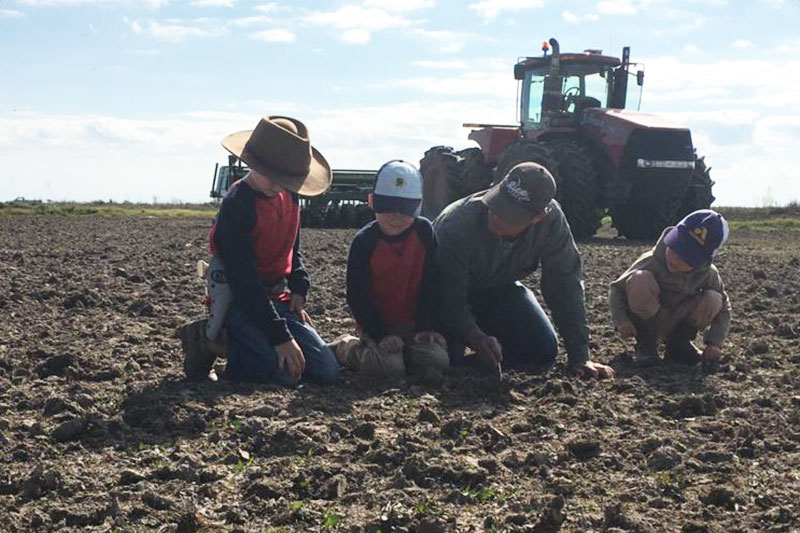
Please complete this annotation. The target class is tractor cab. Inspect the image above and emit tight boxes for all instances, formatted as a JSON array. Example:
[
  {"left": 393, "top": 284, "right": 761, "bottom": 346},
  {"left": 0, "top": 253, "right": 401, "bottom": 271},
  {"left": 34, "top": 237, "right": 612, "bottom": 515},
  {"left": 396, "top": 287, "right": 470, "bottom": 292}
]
[{"left": 515, "top": 38, "right": 644, "bottom": 131}]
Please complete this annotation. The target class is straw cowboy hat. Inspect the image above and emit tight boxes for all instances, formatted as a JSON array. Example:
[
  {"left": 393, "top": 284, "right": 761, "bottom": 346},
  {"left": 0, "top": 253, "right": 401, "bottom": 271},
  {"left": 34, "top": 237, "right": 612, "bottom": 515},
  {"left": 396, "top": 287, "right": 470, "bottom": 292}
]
[{"left": 221, "top": 116, "right": 332, "bottom": 196}]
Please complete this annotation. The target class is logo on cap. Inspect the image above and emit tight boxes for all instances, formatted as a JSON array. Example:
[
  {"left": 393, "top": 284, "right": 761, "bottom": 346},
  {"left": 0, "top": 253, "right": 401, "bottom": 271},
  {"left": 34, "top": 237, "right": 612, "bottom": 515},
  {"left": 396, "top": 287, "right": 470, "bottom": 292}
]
[
  {"left": 505, "top": 178, "right": 531, "bottom": 202},
  {"left": 689, "top": 227, "right": 707, "bottom": 245},
  {"left": 395, "top": 177, "right": 405, "bottom": 188}
]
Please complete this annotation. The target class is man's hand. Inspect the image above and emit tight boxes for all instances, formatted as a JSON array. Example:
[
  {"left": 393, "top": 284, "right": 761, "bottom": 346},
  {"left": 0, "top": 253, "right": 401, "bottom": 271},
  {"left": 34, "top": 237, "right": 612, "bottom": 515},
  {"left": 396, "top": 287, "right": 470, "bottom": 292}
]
[
  {"left": 618, "top": 321, "right": 637, "bottom": 339},
  {"left": 289, "top": 293, "right": 313, "bottom": 325},
  {"left": 702, "top": 344, "right": 723, "bottom": 362},
  {"left": 413, "top": 331, "right": 446, "bottom": 348},
  {"left": 574, "top": 360, "right": 615, "bottom": 379},
  {"left": 379, "top": 335, "right": 404, "bottom": 352},
  {"left": 467, "top": 328, "right": 503, "bottom": 367},
  {"left": 275, "top": 338, "right": 306, "bottom": 379}
]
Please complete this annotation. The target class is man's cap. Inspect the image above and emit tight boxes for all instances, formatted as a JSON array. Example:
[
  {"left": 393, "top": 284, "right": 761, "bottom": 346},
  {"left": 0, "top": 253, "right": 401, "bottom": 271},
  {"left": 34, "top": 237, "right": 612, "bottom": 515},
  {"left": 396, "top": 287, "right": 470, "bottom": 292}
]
[
  {"left": 482, "top": 162, "right": 556, "bottom": 225},
  {"left": 221, "top": 116, "right": 331, "bottom": 197},
  {"left": 664, "top": 209, "right": 729, "bottom": 267},
  {"left": 372, "top": 160, "right": 423, "bottom": 217}
]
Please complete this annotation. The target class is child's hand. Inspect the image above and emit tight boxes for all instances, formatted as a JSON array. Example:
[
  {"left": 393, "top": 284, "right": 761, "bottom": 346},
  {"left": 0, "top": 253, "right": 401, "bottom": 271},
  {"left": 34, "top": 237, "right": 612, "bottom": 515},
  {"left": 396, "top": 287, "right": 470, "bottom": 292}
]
[
  {"left": 414, "top": 331, "right": 446, "bottom": 348},
  {"left": 379, "top": 335, "right": 404, "bottom": 352},
  {"left": 618, "top": 321, "right": 637, "bottom": 339},
  {"left": 702, "top": 344, "right": 723, "bottom": 362}
]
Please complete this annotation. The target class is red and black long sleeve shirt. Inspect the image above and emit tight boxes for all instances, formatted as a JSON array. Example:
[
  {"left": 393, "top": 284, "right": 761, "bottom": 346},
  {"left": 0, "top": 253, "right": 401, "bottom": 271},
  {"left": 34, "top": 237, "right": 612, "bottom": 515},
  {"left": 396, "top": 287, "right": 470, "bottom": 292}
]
[
  {"left": 346, "top": 218, "right": 439, "bottom": 341},
  {"left": 210, "top": 179, "right": 309, "bottom": 346}
]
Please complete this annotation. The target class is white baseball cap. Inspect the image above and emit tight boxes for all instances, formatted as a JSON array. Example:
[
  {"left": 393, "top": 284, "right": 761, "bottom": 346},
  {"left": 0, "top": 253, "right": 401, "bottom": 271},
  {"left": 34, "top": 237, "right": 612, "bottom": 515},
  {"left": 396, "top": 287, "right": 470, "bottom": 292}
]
[{"left": 372, "top": 160, "right": 422, "bottom": 216}]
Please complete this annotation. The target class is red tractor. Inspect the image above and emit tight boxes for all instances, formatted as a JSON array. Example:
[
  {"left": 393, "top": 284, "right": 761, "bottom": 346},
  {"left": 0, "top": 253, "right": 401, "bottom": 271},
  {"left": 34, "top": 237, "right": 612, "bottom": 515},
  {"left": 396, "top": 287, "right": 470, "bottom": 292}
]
[{"left": 420, "top": 38, "right": 714, "bottom": 240}]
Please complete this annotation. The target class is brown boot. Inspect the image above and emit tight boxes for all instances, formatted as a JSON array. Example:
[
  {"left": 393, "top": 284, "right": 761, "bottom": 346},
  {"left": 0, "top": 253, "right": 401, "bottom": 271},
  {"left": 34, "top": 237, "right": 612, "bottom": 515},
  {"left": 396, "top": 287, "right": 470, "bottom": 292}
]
[
  {"left": 180, "top": 318, "right": 225, "bottom": 381},
  {"left": 664, "top": 321, "right": 701, "bottom": 365}
]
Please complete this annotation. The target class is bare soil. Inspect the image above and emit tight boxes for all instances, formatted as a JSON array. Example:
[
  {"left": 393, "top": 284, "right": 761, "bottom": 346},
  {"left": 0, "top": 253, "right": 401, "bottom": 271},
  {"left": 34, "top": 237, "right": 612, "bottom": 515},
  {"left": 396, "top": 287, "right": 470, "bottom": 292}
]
[{"left": 0, "top": 215, "right": 798, "bottom": 532}]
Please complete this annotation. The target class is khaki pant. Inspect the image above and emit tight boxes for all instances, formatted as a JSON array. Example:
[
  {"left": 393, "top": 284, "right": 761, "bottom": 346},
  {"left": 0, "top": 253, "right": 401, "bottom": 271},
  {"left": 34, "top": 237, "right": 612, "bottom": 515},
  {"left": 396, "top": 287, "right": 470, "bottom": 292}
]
[
  {"left": 625, "top": 270, "right": 723, "bottom": 334},
  {"left": 334, "top": 329, "right": 449, "bottom": 381}
]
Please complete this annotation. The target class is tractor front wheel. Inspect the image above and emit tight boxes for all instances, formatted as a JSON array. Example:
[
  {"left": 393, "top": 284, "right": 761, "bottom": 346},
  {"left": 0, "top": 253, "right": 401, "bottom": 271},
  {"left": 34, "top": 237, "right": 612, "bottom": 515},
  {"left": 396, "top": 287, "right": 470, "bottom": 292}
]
[{"left": 546, "top": 138, "right": 602, "bottom": 240}]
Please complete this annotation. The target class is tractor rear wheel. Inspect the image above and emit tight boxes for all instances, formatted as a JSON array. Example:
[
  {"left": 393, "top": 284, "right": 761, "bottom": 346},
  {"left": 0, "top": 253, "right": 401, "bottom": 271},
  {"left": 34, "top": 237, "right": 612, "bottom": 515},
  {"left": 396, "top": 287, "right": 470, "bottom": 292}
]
[
  {"left": 419, "top": 146, "right": 462, "bottom": 220},
  {"left": 677, "top": 155, "right": 715, "bottom": 219},
  {"left": 546, "top": 138, "right": 602, "bottom": 240},
  {"left": 458, "top": 147, "right": 493, "bottom": 195},
  {"left": 494, "top": 139, "right": 558, "bottom": 185}
]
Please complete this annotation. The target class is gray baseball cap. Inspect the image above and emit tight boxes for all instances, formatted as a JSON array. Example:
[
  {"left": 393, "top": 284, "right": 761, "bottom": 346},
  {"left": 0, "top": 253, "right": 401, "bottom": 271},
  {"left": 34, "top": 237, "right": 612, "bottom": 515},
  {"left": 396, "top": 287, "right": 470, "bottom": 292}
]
[{"left": 482, "top": 162, "right": 556, "bottom": 225}]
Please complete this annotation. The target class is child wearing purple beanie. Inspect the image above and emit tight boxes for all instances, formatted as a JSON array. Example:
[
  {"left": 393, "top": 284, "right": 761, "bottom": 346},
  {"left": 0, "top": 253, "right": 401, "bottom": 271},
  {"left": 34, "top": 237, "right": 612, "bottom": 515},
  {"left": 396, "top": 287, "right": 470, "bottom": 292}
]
[{"left": 609, "top": 210, "right": 732, "bottom": 366}]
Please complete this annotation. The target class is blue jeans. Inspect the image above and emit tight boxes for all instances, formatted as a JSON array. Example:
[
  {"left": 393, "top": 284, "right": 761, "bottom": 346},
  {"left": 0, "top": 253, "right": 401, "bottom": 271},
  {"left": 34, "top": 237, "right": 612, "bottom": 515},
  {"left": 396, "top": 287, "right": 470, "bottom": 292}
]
[
  {"left": 448, "top": 282, "right": 558, "bottom": 368},
  {"left": 225, "top": 302, "right": 340, "bottom": 385}
]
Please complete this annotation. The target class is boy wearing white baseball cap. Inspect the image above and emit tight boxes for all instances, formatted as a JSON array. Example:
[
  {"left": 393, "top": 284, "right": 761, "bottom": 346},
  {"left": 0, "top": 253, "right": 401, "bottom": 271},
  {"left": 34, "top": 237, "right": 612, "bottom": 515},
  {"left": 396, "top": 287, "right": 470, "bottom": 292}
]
[{"left": 330, "top": 160, "right": 449, "bottom": 381}]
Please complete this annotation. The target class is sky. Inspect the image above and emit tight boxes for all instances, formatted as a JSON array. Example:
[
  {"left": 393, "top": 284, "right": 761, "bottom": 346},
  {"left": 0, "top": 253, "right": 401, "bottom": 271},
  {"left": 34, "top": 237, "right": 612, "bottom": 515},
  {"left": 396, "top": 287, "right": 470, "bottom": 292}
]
[{"left": 1, "top": 0, "right": 798, "bottom": 206}]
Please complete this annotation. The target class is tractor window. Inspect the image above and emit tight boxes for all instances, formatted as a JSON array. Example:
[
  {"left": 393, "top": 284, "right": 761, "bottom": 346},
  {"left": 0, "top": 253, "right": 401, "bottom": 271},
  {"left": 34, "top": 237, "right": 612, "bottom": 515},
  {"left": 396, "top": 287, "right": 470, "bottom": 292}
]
[
  {"left": 626, "top": 66, "right": 644, "bottom": 110},
  {"left": 562, "top": 74, "right": 607, "bottom": 113},
  {"left": 526, "top": 76, "right": 544, "bottom": 122}
]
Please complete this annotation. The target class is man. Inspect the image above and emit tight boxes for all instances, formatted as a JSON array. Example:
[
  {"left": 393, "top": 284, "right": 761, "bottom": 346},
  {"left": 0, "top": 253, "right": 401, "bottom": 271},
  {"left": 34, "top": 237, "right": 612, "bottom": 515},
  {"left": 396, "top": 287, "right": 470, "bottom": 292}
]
[{"left": 433, "top": 162, "right": 614, "bottom": 379}]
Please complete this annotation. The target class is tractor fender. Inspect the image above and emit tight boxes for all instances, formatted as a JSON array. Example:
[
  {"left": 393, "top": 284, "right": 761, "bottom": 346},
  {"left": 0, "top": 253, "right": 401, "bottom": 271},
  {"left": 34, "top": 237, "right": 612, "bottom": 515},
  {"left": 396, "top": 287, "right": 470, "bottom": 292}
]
[{"left": 465, "top": 124, "right": 520, "bottom": 167}]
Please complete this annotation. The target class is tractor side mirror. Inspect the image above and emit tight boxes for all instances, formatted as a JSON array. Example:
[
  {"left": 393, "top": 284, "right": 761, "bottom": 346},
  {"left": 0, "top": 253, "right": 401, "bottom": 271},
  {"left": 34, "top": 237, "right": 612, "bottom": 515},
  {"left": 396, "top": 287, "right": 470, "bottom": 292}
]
[
  {"left": 637, "top": 70, "right": 644, "bottom": 86},
  {"left": 514, "top": 64, "right": 525, "bottom": 80}
]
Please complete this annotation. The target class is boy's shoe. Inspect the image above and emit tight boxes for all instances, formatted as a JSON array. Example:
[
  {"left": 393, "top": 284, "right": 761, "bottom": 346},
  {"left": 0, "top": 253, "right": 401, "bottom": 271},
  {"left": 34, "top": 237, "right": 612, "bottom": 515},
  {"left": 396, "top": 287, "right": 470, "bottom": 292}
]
[
  {"left": 633, "top": 343, "right": 660, "bottom": 367},
  {"left": 326, "top": 333, "right": 360, "bottom": 365},
  {"left": 180, "top": 318, "right": 226, "bottom": 381},
  {"left": 664, "top": 322, "right": 701, "bottom": 365}
]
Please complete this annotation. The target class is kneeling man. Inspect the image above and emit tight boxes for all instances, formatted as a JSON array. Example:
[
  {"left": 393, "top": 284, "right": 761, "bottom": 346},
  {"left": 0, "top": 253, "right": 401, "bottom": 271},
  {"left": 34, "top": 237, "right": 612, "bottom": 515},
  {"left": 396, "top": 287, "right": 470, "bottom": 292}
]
[{"left": 433, "top": 162, "right": 613, "bottom": 379}]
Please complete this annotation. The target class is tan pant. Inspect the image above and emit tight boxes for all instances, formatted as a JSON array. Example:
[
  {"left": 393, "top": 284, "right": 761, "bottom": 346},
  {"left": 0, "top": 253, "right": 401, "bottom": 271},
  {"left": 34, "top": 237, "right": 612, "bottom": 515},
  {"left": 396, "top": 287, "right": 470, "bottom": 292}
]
[
  {"left": 335, "top": 331, "right": 449, "bottom": 381},
  {"left": 625, "top": 270, "right": 723, "bottom": 333}
]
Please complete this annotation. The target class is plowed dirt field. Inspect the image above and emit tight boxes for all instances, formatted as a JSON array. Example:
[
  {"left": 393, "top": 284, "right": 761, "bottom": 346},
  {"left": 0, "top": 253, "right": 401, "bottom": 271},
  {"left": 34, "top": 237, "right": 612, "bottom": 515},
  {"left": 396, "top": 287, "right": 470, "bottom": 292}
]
[{"left": 0, "top": 214, "right": 798, "bottom": 532}]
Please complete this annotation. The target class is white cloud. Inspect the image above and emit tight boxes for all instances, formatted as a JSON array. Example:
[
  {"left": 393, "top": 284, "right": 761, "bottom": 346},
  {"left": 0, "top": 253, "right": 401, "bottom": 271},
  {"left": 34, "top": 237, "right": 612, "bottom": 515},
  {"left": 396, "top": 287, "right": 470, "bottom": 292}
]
[
  {"left": 364, "top": 0, "right": 434, "bottom": 11},
  {"left": 732, "top": 39, "right": 753, "bottom": 49},
  {"left": 306, "top": 5, "right": 411, "bottom": 44},
  {"left": 250, "top": 28, "right": 295, "bottom": 43},
  {"left": 412, "top": 60, "right": 468, "bottom": 70},
  {"left": 20, "top": 0, "right": 168, "bottom": 6},
  {"left": 411, "top": 28, "right": 468, "bottom": 54},
  {"left": 307, "top": 5, "right": 410, "bottom": 31},
  {"left": 254, "top": 3, "right": 278, "bottom": 14},
  {"left": 684, "top": 44, "right": 700, "bottom": 54},
  {"left": 341, "top": 29, "right": 372, "bottom": 45},
  {"left": 562, "top": 9, "right": 599, "bottom": 23},
  {"left": 191, "top": 0, "right": 234, "bottom": 6},
  {"left": 774, "top": 37, "right": 800, "bottom": 55},
  {"left": 0, "top": 9, "right": 25, "bottom": 18},
  {"left": 468, "top": 0, "right": 544, "bottom": 21},
  {"left": 123, "top": 17, "right": 228, "bottom": 41},
  {"left": 596, "top": 0, "right": 637, "bottom": 15}
]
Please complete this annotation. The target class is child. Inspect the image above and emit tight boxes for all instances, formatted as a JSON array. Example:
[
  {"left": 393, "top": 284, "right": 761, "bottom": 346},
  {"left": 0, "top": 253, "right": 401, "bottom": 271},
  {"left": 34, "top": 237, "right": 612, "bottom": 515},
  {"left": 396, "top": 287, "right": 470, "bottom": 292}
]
[
  {"left": 180, "top": 115, "right": 339, "bottom": 385},
  {"left": 609, "top": 209, "right": 732, "bottom": 366},
  {"left": 330, "top": 160, "right": 449, "bottom": 381}
]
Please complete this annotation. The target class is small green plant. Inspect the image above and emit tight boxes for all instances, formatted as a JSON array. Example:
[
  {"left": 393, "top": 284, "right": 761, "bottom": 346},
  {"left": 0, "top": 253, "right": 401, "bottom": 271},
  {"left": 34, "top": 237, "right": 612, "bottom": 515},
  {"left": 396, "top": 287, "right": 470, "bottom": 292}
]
[
  {"left": 321, "top": 507, "right": 341, "bottom": 528},
  {"left": 290, "top": 500, "right": 304, "bottom": 512},
  {"left": 233, "top": 457, "right": 253, "bottom": 473}
]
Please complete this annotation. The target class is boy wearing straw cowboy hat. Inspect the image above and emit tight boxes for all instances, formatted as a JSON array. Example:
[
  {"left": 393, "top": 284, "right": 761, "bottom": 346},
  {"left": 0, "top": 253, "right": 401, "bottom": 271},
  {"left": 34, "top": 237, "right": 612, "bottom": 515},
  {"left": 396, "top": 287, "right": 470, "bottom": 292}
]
[{"left": 180, "top": 116, "right": 339, "bottom": 385}]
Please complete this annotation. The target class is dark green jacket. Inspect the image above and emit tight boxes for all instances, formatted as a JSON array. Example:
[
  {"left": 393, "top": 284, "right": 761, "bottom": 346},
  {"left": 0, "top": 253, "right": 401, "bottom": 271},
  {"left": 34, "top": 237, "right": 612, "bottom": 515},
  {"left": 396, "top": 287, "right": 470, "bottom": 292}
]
[
  {"left": 433, "top": 192, "right": 589, "bottom": 367},
  {"left": 609, "top": 227, "right": 731, "bottom": 347}
]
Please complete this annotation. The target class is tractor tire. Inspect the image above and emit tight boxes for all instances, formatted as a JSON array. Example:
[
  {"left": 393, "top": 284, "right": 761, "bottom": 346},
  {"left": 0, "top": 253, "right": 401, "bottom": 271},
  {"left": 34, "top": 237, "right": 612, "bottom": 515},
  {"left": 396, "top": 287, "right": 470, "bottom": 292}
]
[
  {"left": 355, "top": 204, "right": 375, "bottom": 228},
  {"left": 494, "top": 139, "right": 558, "bottom": 185},
  {"left": 610, "top": 195, "right": 683, "bottom": 241},
  {"left": 340, "top": 204, "right": 358, "bottom": 228},
  {"left": 323, "top": 203, "right": 340, "bottom": 228},
  {"left": 457, "top": 147, "right": 493, "bottom": 195},
  {"left": 545, "top": 138, "right": 602, "bottom": 240},
  {"left": 420, "top": 146, "right": 462, "bottom": 220},
  {"left": 677, "top": 154, "right": 715, "bottom": 219}
]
